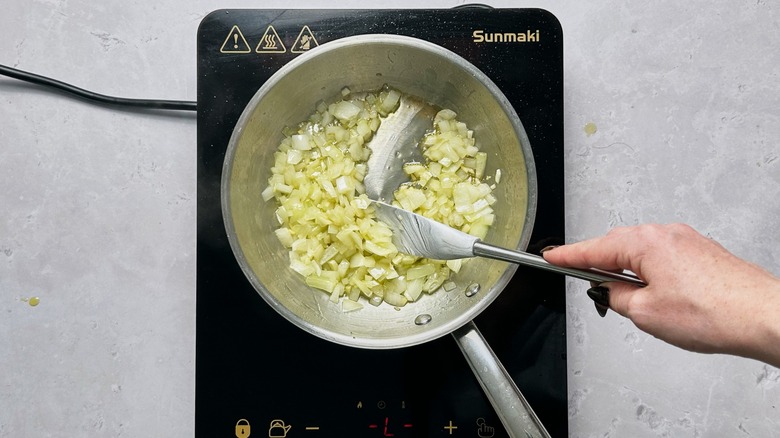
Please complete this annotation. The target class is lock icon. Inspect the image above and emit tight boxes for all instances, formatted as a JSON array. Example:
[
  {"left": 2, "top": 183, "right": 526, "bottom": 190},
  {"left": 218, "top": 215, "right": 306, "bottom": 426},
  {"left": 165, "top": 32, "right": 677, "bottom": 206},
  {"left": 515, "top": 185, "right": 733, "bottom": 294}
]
[{"left": 235, "top": 419, "right": 251, "bottom": 438}]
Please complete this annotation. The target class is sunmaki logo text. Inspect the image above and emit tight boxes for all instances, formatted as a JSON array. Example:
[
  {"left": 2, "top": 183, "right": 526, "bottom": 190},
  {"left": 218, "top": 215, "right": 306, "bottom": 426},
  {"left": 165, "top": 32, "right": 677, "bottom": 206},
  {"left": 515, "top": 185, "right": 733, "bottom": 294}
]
[{"left": 472, "top": 30, "right": 540, "bottom": 43}]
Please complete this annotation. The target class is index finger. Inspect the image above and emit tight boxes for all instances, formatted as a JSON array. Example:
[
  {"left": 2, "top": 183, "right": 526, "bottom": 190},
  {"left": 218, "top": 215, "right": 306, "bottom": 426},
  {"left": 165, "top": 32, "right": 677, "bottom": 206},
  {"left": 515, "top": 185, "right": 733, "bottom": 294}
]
[{"left": 542, "top": 226, "right": 645, "bottom": 275}]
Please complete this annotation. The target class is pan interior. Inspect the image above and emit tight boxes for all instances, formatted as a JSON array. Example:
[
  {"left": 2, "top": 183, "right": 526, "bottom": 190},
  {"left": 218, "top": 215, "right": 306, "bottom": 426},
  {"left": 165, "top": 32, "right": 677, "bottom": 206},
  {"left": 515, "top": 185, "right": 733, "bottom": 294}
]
[{"left": 222, "top": 35, "right": 537, "bottom": 349}]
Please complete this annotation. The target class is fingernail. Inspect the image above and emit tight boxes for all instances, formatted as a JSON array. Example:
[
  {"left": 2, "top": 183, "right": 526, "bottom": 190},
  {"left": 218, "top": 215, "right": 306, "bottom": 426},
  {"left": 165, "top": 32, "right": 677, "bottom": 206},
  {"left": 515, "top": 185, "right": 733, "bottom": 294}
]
[
  {"left": 540, "top": 245, "right": 560, "bottom": 254},
  {"left": 587, "top": 286, "right": 610, "bottom": 317}
]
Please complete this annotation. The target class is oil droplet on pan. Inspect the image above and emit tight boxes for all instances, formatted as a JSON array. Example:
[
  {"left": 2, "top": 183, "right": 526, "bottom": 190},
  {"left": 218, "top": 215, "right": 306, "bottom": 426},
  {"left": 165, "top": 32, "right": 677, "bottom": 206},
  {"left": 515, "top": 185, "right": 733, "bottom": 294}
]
[
  {"left": 414, "top": 314, "right": 432, "bottom": 325},
  {"left": 465, "top": 283, "right": 481, "bottom": 297},
  {"left": 584, "top": 122, "right": 597, "bottom": 136}
]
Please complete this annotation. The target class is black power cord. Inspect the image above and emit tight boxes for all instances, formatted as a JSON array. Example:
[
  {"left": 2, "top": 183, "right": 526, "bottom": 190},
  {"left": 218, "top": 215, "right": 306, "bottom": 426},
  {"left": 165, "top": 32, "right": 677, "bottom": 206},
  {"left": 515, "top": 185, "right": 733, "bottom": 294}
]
[{"left": 0, "top": 63, "right": 197, "bottom": 112}]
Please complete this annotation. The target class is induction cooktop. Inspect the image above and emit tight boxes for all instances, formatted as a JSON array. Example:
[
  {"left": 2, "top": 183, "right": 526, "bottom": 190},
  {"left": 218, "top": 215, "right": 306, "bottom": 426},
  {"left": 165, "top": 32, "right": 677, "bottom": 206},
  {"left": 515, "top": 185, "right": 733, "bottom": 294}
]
[{"left": 196, "top": 7, "right": 566, "bottom": 437}]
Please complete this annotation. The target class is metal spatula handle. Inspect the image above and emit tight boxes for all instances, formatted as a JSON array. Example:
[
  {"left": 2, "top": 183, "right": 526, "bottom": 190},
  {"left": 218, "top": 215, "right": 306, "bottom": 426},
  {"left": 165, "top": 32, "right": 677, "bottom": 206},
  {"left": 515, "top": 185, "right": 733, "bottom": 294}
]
[{"left": 473, "top": 241, "right": 646, "bottom": 286}]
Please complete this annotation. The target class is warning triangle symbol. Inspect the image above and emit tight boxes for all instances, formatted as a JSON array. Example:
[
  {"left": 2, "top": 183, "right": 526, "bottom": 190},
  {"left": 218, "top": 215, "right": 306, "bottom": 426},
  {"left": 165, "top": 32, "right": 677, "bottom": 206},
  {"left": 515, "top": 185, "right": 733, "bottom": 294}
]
[
  {"left": 219, "top": 25, "right": 251, "bottom": 54},
  {"left": 291, "top": 25, "right": 319, "bottom": 53},
  {"left": 256, "top": 25, "right": 287, "bottom": 54}
]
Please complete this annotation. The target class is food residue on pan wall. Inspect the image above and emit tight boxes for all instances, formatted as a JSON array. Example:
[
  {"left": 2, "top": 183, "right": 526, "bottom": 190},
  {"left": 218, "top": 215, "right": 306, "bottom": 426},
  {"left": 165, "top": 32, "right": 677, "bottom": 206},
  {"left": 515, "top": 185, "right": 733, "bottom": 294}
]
[{"left": 584, "top": 122, "right": 598, "bottom": 136}]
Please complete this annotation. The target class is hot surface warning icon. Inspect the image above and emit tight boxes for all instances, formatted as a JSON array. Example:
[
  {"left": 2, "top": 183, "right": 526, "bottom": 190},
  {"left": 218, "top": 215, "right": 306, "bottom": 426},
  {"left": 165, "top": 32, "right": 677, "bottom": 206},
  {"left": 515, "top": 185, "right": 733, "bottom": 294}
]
[
  {"left": 291, "top": 26, "right": 319, "bottom": 53},
  {"left": 256, "top": 25, "right": 286, "bottom": 54},
  {"left": 219, "top": 25, "right": 251, "bottom": 54}
]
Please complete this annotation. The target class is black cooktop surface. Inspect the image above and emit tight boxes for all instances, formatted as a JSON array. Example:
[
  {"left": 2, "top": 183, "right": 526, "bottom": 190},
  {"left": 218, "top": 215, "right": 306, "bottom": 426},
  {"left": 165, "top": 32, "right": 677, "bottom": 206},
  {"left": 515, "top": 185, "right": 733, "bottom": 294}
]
[{"left": 196, "top": 8, "right": 566, "bottom": 437}]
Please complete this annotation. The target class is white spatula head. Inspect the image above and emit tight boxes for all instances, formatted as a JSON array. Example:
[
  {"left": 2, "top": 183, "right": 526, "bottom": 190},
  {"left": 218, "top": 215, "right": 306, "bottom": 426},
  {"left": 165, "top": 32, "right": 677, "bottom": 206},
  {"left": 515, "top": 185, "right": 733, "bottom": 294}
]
[{"left": 371, "top": 201, "right": 478, "bottom": 260}]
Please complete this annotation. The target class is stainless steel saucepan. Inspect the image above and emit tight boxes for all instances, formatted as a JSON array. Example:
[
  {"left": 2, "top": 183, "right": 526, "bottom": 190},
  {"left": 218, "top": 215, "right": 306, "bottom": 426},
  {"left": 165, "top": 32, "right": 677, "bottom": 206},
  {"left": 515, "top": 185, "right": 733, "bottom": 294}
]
[{"left": 221, "top": 34, "right": 547, "bottom": 437}]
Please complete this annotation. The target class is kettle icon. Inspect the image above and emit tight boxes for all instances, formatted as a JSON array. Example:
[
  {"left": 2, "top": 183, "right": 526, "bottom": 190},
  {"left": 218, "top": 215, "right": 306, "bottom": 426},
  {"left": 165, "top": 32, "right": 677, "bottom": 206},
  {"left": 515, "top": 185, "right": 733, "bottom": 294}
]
[{"left": 268, "top": 419, "right": 291, "bottom": 438}]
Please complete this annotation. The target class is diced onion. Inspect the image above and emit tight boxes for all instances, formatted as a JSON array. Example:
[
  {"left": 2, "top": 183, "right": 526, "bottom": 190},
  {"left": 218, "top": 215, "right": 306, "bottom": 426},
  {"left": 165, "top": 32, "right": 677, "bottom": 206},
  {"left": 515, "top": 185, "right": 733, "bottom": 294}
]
[
  {"left": 383, "top": 291, "right": 408, "bottom": 307},
  {"left": 446, "top": 259, "right": 462, "bottom": 273},
  {"left": 332, "top": 101, "right": 361, "bottom": 121},
  {"left": 274, "top": 228, "right": 294, "bottom": 248},
  {"left": 403, "top": 277, "right": 425, "bottom": 302},
  {"left": 291, "top": 134, "right": 312, "bottom": 151},
  {"left": 342, "top": 299, "right": 363, "bottom": 312},
  {"left": 406, "top": 263, "right": 435, "bottom": 281},
  {"left": 262, "top": 87, "right": 499, "bottom": 310}
]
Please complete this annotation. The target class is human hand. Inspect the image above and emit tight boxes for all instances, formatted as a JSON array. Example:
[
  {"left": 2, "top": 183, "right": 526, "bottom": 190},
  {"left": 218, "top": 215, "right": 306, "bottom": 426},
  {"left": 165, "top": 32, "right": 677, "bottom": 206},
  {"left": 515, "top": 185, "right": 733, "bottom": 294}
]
[{"left": 542, "top": 223, "right": 780, "bottom": 367}]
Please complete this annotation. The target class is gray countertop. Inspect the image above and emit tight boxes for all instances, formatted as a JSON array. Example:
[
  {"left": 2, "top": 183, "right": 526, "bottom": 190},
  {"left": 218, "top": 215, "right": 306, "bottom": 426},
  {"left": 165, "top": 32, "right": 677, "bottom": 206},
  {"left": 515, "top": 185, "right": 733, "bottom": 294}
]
[{"left": 1, "top": 0, "right": 779, "bottom": 436}]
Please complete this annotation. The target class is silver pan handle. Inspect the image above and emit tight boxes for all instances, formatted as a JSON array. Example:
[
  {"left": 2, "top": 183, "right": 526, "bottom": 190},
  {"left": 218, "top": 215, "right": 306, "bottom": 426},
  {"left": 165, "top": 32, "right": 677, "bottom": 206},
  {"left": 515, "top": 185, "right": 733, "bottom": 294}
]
[{"left": 451, "top": 321, "right": 550, "bottom": 438}]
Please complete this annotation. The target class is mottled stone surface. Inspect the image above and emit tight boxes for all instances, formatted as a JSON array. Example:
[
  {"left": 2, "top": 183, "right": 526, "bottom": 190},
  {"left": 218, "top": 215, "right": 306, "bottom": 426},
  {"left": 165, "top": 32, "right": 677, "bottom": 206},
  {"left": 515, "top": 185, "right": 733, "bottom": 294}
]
[{"left": 1, "top": 0, "right": 778, "bottom": 436}]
